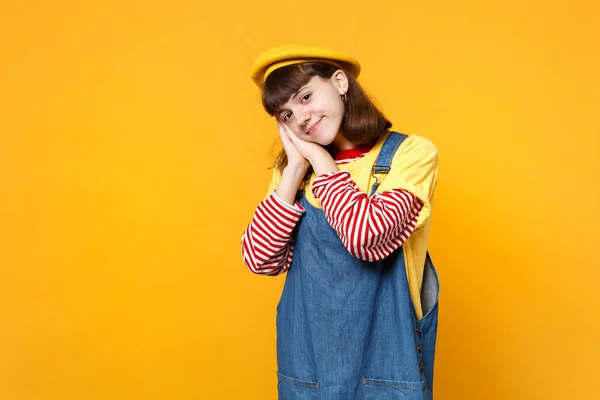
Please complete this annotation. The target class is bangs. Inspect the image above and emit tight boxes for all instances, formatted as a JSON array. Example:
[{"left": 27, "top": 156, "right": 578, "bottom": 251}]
[{"left": 261, "top": 63, "right": 338, "bottom": 116}]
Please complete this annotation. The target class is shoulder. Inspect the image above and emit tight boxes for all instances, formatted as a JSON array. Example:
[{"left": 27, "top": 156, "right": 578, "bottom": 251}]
[
  {"left": 377, "top": 133, "right": 439, "bottom": 222},
  {"left": 384, "top": 134, "right": 438, "bottom": 171},
  {"left": 397, "top": 134, "right": 438, "bottom": 160}
]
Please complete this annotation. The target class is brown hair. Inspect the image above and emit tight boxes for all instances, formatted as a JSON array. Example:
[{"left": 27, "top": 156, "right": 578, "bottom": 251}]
[{"left": 262, "top": 62, "right": 392, "bottom": 173}]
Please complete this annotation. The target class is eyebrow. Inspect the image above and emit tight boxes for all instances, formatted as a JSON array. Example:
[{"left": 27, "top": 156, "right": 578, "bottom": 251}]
[
  {"left": 277, "top": 84, "right": 311, "bottom": 117},
  {"left": 291, "top": 84, "right": 310, "bottom": 100}
]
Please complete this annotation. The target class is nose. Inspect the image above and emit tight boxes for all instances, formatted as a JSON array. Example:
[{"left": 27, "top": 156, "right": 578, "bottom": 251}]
[{"left": 294, "top": 108, "right": 310, "bottom": 127}]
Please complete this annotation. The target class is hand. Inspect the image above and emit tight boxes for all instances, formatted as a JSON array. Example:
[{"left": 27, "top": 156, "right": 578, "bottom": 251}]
[
  {"left": 280, "top": 123, "right": 327, "bottom": 164},
  {"left": 280, "top": 124, "right": 338, "bottom": 176},
  {"left": 277, "top": 122, "right": 310, "bottom": 172}
]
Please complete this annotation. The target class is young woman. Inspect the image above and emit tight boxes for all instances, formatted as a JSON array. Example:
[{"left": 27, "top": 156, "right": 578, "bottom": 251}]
[{"left": 241, "top": 43, "right": 440, "bottom": 400}]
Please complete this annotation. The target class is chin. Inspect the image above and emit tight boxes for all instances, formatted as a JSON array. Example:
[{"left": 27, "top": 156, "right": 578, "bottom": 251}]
[
  {"left": 310, "top": 130, "right": 335, "bottom": 146},
  {"left": 318, "top": 139, "right": 335, "bottom": 147}
]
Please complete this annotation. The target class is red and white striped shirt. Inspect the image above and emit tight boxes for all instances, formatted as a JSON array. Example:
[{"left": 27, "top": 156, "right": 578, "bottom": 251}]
[{"left": 242, "top": 145, "right": 423, "bottom": 275}]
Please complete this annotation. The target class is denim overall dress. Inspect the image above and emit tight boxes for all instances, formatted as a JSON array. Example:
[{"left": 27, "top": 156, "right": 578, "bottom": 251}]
[{"left": 276, "top": 132, "right": 440, "bottom": 400}]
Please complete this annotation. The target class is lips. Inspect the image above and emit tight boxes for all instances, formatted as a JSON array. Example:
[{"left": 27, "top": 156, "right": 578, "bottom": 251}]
[{"left": 306, "top": 118, "right": 323, "bottom": 135}]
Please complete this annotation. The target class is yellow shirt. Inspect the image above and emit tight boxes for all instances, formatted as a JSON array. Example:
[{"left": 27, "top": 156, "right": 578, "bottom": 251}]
[{"left": 267, "top": 132, "right": 438, "bottom": 318}]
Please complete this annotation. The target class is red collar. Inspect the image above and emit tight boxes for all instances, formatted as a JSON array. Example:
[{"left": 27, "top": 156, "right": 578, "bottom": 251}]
[{"left": 333, "top": 140, "right": 377, "bottom": 161}]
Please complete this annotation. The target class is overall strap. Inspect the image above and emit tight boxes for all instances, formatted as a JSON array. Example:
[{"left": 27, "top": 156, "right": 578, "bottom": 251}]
[{"left": 369, "top": 131, "right": 408, "bottom": 196}]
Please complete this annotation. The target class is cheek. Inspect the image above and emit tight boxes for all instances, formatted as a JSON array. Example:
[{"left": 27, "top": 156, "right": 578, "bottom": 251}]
[
  {"left": 290, "top": 126, "right": 306, "bottom": 137},
  {"left": 329, "top": 101, "right": 345, "bottom": 122},
  {"left": 326, "top": 96, "right": 344, "bottom": 115}
]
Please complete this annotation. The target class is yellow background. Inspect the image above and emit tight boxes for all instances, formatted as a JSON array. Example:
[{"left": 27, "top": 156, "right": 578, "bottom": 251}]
[{"left": 1, "top": 0, "right": 598, "bottom": 398}]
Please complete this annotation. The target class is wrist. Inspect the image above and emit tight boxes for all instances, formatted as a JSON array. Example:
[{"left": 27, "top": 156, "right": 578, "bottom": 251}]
[
  {"left": 282, "top": 164, "right": 308, "bottom": 180},
  {"left": 309, "top": 150, "right": 338, "bottom": 176},
  {"left": 306, "top": 146, "right": 328, "bottom": 166}
]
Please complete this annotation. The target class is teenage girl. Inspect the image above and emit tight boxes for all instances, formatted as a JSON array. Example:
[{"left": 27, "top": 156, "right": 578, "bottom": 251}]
[{"left": 242, "top": 43, "right": 440, "bottom": 400}]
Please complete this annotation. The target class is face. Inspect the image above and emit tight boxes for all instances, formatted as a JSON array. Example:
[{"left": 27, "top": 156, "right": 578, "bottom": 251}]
[{"left": 276, "top": 71, "right": 348, "bottom": 147}]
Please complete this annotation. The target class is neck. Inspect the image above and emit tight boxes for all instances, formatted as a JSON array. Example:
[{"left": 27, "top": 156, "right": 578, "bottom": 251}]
[{"left": 332, "top": 132, "right": 356, "bottom": 150}]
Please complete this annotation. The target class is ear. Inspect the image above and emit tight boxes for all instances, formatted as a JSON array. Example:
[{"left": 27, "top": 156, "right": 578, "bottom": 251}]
[{"left": 331, "top": 70, "right": 349, "bottom": 95}]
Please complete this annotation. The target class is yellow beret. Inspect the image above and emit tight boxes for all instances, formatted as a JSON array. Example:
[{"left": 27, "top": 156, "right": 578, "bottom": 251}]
[{"left": 250, "top": 43, "right": 361, "bottom": 88}]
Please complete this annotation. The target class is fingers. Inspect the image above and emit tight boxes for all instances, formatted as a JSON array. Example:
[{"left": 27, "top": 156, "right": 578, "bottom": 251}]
[
  {"left": 277, "top": 121, "right": 290, "bottom": 143},
  {"left": 282, "top": 124, "right": 301, "bottom": 146},
  {"left": 277, "top": 121, "right": 308, "bottom": 151},
  {"left": 279, "top": 122, "right": 291, "bottom": 137}
]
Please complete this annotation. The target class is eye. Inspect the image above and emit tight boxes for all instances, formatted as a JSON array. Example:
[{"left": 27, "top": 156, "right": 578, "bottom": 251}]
[
  {"left": 281, "top": 112, "right": 292, "bottom": 121},
  {"left": 302, "top": 93, "right": 311, "bottom": 102}
]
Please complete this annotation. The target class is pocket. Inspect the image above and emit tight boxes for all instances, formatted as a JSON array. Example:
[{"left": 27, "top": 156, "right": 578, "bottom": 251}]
[
  {"left": 419, "top": 252, "right": 439, "bottom": 321},
  {"left": 362, "top": 378, "right": 425, "bottom": 400},
  {"left": 277, "top": 372, "right": 320, "bottom": 400}
]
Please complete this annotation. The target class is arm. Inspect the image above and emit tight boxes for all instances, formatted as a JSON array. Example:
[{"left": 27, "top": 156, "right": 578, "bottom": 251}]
[
  {"left": 280, "top": 125, "right": 436, "bottom": 262},
  {"left": 279, "top": 126, "right": 422, "bottom": 261},
  {"left": 312, "top": 171, "right": 422, "bottom": 262},
  {"left": 241, "top": 122, "right": 309, "bottom": 275},
  {"left": 241, "top": 191, "right": 304, "bottom": 275}
]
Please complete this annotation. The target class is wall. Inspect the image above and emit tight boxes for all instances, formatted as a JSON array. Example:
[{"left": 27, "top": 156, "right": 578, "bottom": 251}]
[{"left": 1, "top": 0, "right": 598, "bottom": 398}]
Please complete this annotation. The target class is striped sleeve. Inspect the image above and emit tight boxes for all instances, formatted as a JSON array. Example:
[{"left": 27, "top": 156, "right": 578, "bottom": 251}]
[
  {"left": 241, "top": 191, "right": 304, "bottom": 275},
  {"left": 312, "top": 171, "right": 422, "bottom": 262}
]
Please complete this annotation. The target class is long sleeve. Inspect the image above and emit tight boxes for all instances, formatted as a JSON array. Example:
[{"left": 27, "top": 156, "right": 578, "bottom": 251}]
[
  {"left": 241, "top": 191, "right": 304, "bottom": 275},
  {"left": 312, "top": 171, "right": 422, "bottom": 262}
]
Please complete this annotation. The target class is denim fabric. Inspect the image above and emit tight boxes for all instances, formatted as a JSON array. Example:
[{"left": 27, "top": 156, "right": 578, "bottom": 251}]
[{"left": 275, "top": 133, "right": 440, "bottom": 400}]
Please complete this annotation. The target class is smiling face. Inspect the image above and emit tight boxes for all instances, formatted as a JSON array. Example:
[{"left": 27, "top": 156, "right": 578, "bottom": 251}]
[
  {"left": 275, "top": 71, "right": 350, "bottom": 149},
  {"left": 262, "top": 62, "right": 393, "bottom": 173}
]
